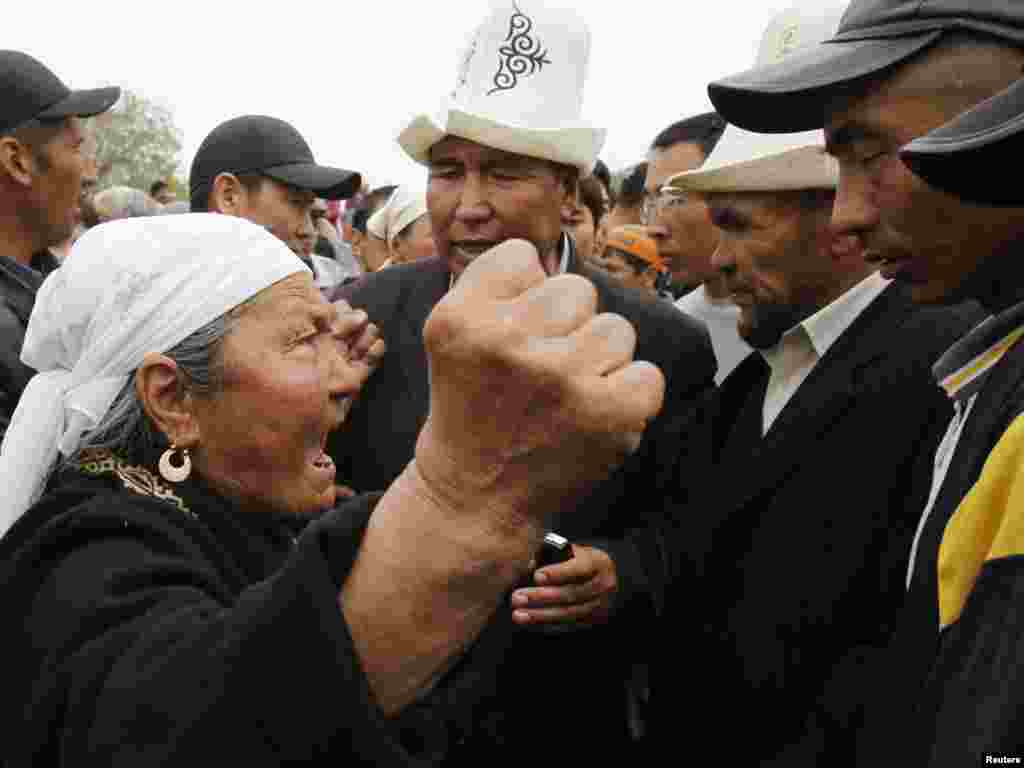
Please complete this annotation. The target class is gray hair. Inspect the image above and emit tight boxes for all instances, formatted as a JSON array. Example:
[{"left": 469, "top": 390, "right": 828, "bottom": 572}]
[{"left": 68, "top": 311, "right": 235, "bottom": 467}]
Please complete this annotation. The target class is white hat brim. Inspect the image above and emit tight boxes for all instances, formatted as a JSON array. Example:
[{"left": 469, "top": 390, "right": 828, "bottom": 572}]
[
  {"left": 398, "top": 101, "right": 606, "bottom": 176},
  {"left": 667, "top": 125, "right": 837, "bottom": 192}
]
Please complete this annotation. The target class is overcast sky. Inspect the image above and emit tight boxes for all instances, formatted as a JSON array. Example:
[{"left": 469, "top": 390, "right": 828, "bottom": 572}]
[{"left": 13, "top": 0, "right": 795, "bottom": 191}]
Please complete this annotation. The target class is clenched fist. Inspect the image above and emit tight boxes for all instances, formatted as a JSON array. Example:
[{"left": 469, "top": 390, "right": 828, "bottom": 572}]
[{"left": 414, "top": 239, "right": 665, "bottom": 531}]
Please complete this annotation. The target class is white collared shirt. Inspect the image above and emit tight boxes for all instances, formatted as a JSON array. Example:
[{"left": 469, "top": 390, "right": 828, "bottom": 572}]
[
  {"left": 557, "top": 236, "right": 570, "bottom": 274},
  {"left": 675, "top": 285, "right": 752, "bottom": 384},
  {"left": 760, "top": 271, "right": 891, "bottom": 435}
]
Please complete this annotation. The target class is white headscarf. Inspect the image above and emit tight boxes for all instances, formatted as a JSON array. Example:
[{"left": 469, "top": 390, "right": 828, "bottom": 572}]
[
  {"left": 0, "top": 213, "right": 309, "bottom": 533},
  {"left": 367, "top": 185, "right": 429, "bottom": 247}
]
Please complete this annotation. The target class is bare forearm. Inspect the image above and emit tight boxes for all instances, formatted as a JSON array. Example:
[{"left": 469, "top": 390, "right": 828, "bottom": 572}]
[{"left": 339, "top": 461, "right": 543, "bottom": 716}]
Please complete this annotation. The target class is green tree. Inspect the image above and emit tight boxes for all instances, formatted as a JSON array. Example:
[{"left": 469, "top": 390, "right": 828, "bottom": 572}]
[{"left": 91, "top": 89, "right": 183, "bottom": 193}]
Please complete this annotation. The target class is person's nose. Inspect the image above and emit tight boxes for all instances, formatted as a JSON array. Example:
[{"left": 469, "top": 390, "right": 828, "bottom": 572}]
[
  {"left": 324, "top": 312, "right": 360, "bottom": 398},
  {"left": 298, "top": 211, "right": 317, "bottom": 251},
  {"left": 454, "top": 172, "right": 493, "bottom": 224},
  {"left": 830, "top": 165, "right": 878, "bottom": 242}
]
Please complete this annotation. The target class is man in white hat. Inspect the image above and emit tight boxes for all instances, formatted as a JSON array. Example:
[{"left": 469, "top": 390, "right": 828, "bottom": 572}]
[
  {"left": 325, "top": 1, "right": 716, "bottom": 761},
  {"left": 510, "top": 3, "right": 981, "bottom": 764}
]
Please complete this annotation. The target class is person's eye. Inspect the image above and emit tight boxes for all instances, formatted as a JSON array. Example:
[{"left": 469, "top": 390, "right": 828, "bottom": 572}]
[
  {"left": 429, "top": 167, "right": 459, "bottom": 179},
  {"left": 492, "top": 169, "right": 523, "bottom": 182}
]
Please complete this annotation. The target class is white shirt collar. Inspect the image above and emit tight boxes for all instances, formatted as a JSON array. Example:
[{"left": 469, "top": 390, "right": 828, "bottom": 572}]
[
  {"left": 764, "top": 270, "right": 890, "bottom": 362},
  {"left": 801, "top": 270, "right": 891, "bottom": 357},
  {"left": 557, "top": 235, "right": 570, "bottom": 275}
]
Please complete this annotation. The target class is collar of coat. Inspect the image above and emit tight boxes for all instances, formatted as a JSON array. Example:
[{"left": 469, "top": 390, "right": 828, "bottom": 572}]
[{"left": 934, "top": 301, "right": 1024, "bottom": 404}]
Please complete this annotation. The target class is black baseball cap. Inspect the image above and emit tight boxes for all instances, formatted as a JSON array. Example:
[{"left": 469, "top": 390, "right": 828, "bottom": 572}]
[
  {"left": 707, "top": 1, "right": 1024, "bottom": 134},
  {"left": 189, "top": 115, "right": 361, "bottom": 209},
  {"left": 0, "top": 50, "right": 120, "bottom": 135},
  {"left": 899, "top": 78, "right": 1024, "bottom": 206}
]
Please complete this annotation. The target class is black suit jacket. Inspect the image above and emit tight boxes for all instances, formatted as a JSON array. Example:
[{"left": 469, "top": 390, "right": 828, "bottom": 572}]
[{"left": 633, "top": 285, "right": 982, "bottom": 766}]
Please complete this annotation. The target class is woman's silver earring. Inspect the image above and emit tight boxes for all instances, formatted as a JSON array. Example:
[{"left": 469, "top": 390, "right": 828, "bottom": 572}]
[{"left": 159, "top": 444, "right": 192, "bottom": 483}]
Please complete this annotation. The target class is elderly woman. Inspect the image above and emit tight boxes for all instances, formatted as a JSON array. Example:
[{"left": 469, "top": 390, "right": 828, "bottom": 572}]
[
  {"left": 368, "top": 185, "right": 436, "bottom": 267},
  {"left": 0, "top": 214, "right": 662, "bottom": 765}
]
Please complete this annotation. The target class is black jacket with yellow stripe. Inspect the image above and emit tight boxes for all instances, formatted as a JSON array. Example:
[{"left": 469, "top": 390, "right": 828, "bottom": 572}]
[{"left": 860, "top": 300, "right": 1024, "bottom": 767}]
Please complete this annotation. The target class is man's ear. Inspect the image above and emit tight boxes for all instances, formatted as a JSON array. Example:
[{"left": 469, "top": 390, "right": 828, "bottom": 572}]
[
  {"left": 0, "top": 136, "right": 38, "bottom": 188},
  {"left": 209, "top": 173, "right": 246, "bottom": 216},
  {"left": 135, "top": 352, "right": 201, "bottom": 449}
]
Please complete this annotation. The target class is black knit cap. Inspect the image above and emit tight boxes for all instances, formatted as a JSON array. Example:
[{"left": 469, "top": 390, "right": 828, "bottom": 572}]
[
  {"left": 189, "top": 115, "right": 361, "bottom": 209},
  {"left": 0, "top": 50, "right": 119, "bottom": 135}
]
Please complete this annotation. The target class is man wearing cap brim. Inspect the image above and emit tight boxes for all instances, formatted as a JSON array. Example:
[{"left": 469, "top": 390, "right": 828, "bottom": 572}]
[
  {"left": 326, "top": 2, "right": 716, "bottom": 761},
  {"left": 0, "top": 50, "right": 120, "bottom": 444},
  {"left": 706, "top": 1, "right": 1024, "bottom": 764},
  {"left": 900, "top": 77, "right": 1024, "bottom": 207},
  {"left": 189, "top": 115, "right": 362, "bottom": 280}
]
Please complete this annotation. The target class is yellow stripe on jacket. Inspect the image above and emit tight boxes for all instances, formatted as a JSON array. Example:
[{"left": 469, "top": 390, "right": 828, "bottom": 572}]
[
  {"left": 940, "top": 327, "right": 1024, "bottom": 399},
  {"left": 939, "top": 413, "right": 1024, "bottom": 630}
]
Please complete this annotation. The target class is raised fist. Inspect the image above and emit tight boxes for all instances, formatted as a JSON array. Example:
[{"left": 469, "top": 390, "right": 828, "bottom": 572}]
[{"left": 415, "top": 239, "right": 665, "bottom": 529}]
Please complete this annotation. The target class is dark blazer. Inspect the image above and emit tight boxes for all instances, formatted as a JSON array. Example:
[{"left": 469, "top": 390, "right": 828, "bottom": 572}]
[
  {"left": 635, "top": 285, "right": 983, "bottom": 767},
  {"left": 325, "top": 242, "right": 717, "bottom": 763}
]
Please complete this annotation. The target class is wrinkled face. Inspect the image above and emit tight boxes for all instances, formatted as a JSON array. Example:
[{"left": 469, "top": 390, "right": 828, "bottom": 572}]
[
  {"left": 708, "top": 193, "right": 832, "bottom": 349},
  {"left": 600, "top": 247, "right": 657, "bottom": 294},
  {"left": 825, "top": 43, "right": 1024, "bottom": 305},
  {"left": 25, "top": 117, "right": 87, "bottom": 248},
  {"left": 562, "top": 198, "right": 596, "bottom": 262},
  {"left": 427, "top": 136, "right": 572, "bottom": 277},
  {"left": 191, "top": 273, "right": 354, "bottom": 516},
  {"left": 645, "top": 141, "right": 718, "bottom": 293},
  {"left": 391, "top": 215, "right": 436, "bottom": 264},
  {"left": 238, "top": 177, "right": 318, "bottom": 258}
]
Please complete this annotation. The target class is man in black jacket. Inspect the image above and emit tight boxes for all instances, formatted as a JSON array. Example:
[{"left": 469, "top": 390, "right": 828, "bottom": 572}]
[
  {"left": 326, "top": 3, "right": 715, "bottom": 763},
  {"left": 630, "top": 1, "right": 1024, "bottom": 765},
  {"left": 703, "top": 1, "right": 1024, "bottom": 764},
  {"left": 0, "top": 51, "right": 119, "bottom": 442}
]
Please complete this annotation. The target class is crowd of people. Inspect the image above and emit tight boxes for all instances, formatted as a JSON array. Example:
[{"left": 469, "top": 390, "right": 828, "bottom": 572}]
[{"left": 2, "top": 0, "right": 1024, "bottom": 764}]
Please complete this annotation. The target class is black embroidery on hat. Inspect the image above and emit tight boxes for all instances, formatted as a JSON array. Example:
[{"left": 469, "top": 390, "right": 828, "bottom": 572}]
[
  {"left": 453, "top": 39, "right": 478, "bottom": 98},
  {"left": 487, "top": 3, "right": 552, "bottom": 96}
]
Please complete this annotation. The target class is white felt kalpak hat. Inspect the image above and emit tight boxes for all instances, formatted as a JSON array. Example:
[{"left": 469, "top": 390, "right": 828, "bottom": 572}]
[
  {"left": 397, "top": 0, "right": 606, "bottom": 175},
  {"left": 668, "top": 1, "right": 847, "bottom": 193}
]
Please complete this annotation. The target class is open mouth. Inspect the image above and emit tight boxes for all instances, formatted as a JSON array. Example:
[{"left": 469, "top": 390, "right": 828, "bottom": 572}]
[
  {"left": 451, "top": 242, "right": 497, "bottom": 264},
  {"left": 311, "top": 452, "right": 334, "bottom": 470},
  {"left": 311, "top": 432, "right": 336, "bottom": 472}
]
